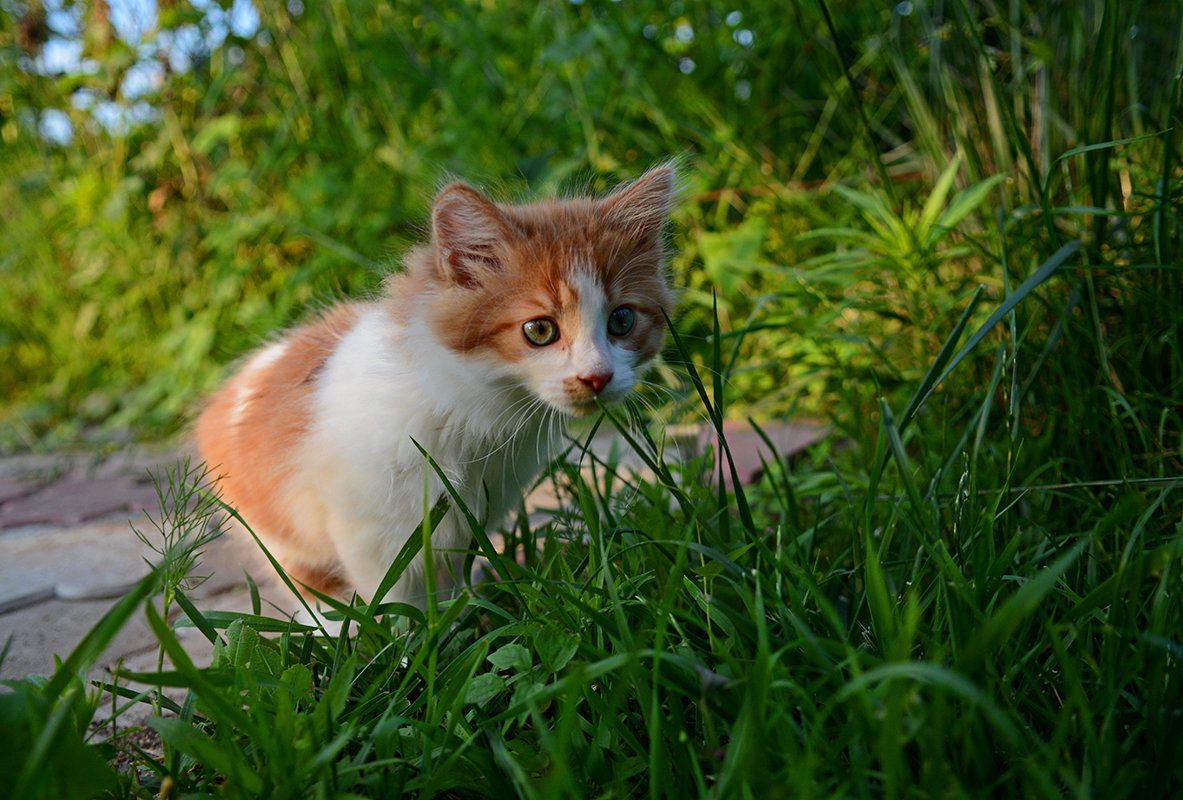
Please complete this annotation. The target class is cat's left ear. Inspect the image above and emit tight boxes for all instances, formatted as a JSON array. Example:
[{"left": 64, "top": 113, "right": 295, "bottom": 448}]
[
  {"left": 601, "top": 166, "right": 676, "bottom": 249},
  {"left": 431, "top": 183, "right": 510, "bottom": 289}
]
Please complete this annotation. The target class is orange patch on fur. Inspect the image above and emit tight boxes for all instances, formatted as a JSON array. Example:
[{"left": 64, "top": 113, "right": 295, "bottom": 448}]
[{"left": 196, "top": 303, "right": 363, "bottom": 595}]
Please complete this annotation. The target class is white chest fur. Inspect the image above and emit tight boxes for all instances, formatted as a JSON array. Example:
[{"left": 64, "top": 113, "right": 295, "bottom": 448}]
[{"left": 292, "top": 305, "right": 553, "bottom": 604}]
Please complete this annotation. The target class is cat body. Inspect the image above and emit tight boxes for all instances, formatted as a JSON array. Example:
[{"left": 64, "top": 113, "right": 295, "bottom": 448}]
[{"left": 196, "top": 167, "right": 675, "bottom": 607}]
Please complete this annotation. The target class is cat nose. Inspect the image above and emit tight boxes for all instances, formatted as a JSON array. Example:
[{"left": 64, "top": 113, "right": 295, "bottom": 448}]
[{"left": 579, "top": 372, "right": 614, "bottom": 394}]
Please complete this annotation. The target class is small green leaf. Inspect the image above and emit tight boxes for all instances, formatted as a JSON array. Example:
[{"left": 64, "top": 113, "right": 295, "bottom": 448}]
[
  {"left": 698, "top": 217, "right": 770, "bottom": 296},
  {"left": 919, "top": 154, "right": 962, "bottom": 233},
  {"left": 693, "top": 560, "right": 726, "bottom": 578},
  {"left": 509, "top": 679, "right": 549, "bottom": 709},
  {"left": 536, "top": 626, "right": 580, "bottom": 673},
  {"left": 465, "top": 673, "right": 506, "bottom": 705},
  {"left": 488, "top": 643, "right": 532, "bottom": 672},
  {"left": 936, "top": 174, "right": 1007, "bottom": 234},
  {"left": 253, "top": 642, "right": 282, "bottom": 677},
  {"left": 281, "top": 664, "right": 314, "bottom": 695},
  {"left": 833, "top": 183, "right": 891, "bottom": 222},
  {"left": 321, "top": 655, "right": 357, "bottom": 722},
  {"left": 224, "top": 619, "right": 259, "bottom": 668}
]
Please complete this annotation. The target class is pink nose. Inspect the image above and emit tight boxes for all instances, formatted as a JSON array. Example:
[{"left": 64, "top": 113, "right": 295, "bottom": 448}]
[{"left": 579, "top": 372, "right": 614, "bottom": 394}]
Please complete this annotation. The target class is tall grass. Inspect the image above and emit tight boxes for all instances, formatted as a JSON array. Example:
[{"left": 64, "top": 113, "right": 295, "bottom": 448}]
[
  {"left": 6, "top": 266, "right": 1179, "bottom": 796},
  {"left": 1, "top": 1, "right": 1180, "bottom": 797}
]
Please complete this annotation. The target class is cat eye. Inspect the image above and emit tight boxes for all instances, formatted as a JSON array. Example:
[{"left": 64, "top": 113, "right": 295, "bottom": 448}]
[
  {"left": 607, "top": 306, "right": 635, "bottom": 337},
  {"left": 522, "top": 318, "right": 560, "bottom": 346}
]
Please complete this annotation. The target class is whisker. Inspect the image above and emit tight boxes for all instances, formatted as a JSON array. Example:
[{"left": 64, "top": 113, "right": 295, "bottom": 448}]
[{"left": 466, "top": 392, "right": 548, "bottom": 464}]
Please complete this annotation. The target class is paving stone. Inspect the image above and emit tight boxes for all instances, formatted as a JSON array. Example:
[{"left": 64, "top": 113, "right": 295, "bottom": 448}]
[
  {"left": 0, "top": 454, "right": 70, "bottom": 512},
  {"left": 0, "top": 476, "right": 50, "bottom": 507},
  {"left": 0, "top": 474, "right": 162, "bottom": 529},
  {"left": 2, "top": 589, "right": 253, "bottom": 686},
  {"left": 0, "top": 452, "right": 76, "bottom": 485},
  {"left": 0, "top": 511, "right": 247, "bottom": 682},
  {"left": 90, "top": 446, "right": 192, "bottom": 483},
  {"left": 0, "top": 515, "right": 239, "bottom": 610},
  {"left": 0, "top": 446, "right": 192, "bottom": 530},
  {"left": 0, "top": 424, "right": 830, "bottom": 693},
  {"left": 703, "top": 420, "right": 830, "bottom": 488},
  {"left": 0, "top": 596, "right": 160, "bottom": 683},
  {"left": 0, "top": 518, "right": 150, "bottom": 610}
]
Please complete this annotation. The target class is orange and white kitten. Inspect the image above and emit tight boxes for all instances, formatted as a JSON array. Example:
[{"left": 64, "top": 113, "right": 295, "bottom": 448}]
[{"left": 196, "top": 167, "right": 675, "bottom": 609}]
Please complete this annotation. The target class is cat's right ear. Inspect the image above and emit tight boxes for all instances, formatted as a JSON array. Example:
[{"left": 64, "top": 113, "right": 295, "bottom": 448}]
[
  {"left": 431, "top": 183, "right": 509, "bottom": 289},
  {"left": 600, "top": 166, "right": 676, "bottom": 254}
]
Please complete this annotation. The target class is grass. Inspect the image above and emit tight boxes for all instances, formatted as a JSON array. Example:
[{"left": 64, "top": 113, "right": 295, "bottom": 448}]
[
  {"left": 1, "top": 0, "right": 1181, "bottom": 797},
  {"left": 4, "top": 265, "right": 1180, "bottom": 796}
]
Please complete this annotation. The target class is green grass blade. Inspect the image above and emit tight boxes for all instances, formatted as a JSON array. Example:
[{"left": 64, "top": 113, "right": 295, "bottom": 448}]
[
  {"left": 914, "top": 240, "right": 1081, "bottom": 420},
  {"left": 836, "top": 661, "right": 1024, "bottom": 746},
  {"left": 898, "top": 285, "right": 984, "bottom": 430},
  {"left": 172, "top": 589, "right": 223, "bottom": 646},
  {"left": 959, "top": 537, "right": 1090, "bottom": 668},
  {"left": 43, "top": 572, "right": 157, "bottom": 699},
  {"left": 919, "top": 154, "right": 962, "bottom": 233}
]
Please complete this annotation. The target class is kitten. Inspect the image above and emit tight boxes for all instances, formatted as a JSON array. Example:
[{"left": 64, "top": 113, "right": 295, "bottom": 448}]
[{"left": 195, "top": 167, "right": 676, "bottom": 610}]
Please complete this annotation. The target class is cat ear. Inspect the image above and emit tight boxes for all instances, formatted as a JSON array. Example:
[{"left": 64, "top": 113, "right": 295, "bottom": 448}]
[
  {"left": 431, "top": 183, "right": 509, "bottom": 289},
  {"left": 601, "top": 167, "right": 675, "bottom": 251}
]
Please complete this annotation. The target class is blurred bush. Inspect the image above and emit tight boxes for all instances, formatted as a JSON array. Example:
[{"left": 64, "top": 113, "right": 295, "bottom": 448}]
[{"left": 0, "top": 1, "right": 1178, "bottom": 450}]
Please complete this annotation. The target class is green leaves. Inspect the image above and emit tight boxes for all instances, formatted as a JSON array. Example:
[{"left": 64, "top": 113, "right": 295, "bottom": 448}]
[
  {"left": 464, "top": 673, "right": 505, "bottom": 706},
  {"left": 487, "top": 643, "right": 531, "bottom": 672},
  {"left": 0, "top": 678, "right": 117, "bottom": 800},
  {"left": 697, "top": 216, "right": 771, "bottom": 299},
  {"left": 808, "top": 156, "right": 1005, "bottom": 275},
  {"left": 213, "top": 619, "right": 282, "bottom": 675},
  {"left": 536, "top": 626, "right": 581, "bottom": 673},
  {"left": 463, "top": 625, "right": 581, "bottom": 709}
]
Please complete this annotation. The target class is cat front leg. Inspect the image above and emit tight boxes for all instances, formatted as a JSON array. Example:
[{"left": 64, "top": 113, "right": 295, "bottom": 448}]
[{"left": 328, "top": 513, "right": 470, "bottom": 612}]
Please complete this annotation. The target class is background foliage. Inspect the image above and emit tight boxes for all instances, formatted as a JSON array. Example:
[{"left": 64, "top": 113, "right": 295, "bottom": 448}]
[
  {"left": 4, "top": 0, "right": 1174, "bottom": 451},
  {"left": 1, "top": 0, "right": 1181, "bottom": 797}
]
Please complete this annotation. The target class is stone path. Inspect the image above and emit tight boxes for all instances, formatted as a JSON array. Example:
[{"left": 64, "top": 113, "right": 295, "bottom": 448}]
[
  {"left": 0, "top": 421, "right": 827, "bottom": 696},
  {"left": 0, "top": 446, "right": 251, "bottom": 688}
]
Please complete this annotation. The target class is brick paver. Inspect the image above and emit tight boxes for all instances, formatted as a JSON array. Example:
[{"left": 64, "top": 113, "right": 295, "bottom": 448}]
[{"left": 0, "top": 421, "right": 827, "bottom": 693}]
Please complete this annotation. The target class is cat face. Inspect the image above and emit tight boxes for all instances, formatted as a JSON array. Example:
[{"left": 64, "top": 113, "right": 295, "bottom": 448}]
[
  {"left": 415, "top": 168, "right": 676, "bottom": 416},
  {"left": 495, "top": 259, "right": 668, "bottom": 416}
]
